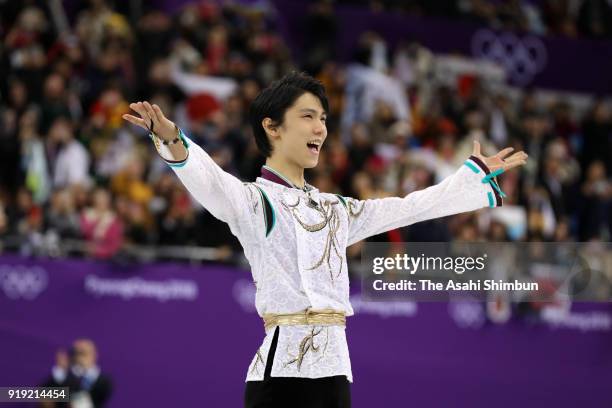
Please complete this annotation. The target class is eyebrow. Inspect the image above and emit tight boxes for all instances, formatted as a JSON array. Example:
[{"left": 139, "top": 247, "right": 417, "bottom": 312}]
[{"left": 299, "top": 108, "right": 327, "bottom": 116}]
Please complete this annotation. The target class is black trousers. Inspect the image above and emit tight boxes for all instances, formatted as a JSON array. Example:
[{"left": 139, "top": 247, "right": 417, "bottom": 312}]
[{"left": 244, "top": 327, "right": 351, "bottom": 408}]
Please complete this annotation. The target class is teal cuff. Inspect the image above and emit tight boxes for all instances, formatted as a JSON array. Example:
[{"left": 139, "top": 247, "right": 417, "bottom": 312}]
[
  {"left": 178, "top": 128, "right": 190, "bottom": 149},
  {"left": 481, "top": 168, "right": 504, "bottom": 184},
  {"left": 481, "top": 168, "right": 506, "bottom": 201},
  {"left": 464, "top": 160, "right": 481, "bottom": 174},
  {"left": 167, "top": 159, "right": 188, "bottom": 168},
  {"left": 163, "top": 127, "right": 190, "bottom": 168},
  {"left": 488, "top": 179, "right": 507, "bottom": 198}
]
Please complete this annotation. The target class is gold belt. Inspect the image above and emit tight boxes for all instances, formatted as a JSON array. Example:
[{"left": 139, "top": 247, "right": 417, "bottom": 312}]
[{"left": 262, "top": 308, "right": 346, "bottom": 331}]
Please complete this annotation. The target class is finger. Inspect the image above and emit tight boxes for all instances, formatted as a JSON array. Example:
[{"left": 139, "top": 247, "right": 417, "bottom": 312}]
[
  {"left": 503, "top": 158, "right": 527, "bottom": 171},
  {"left": 152, "top": 104, "right": 166, "bottom": 124},
  {"left": 129, "top": 102, "right": 144, "bottom": 117},
  {"left": 495, "top": 147, "right": 514, "bottom": 160},
  {"left": 122, "top": 114, "right": 147, "bottom": 128},
  {"left": 134, "top": 102, "right": 154, "bottom": 131},
  {"left": 504, "top": 151, "right": 528, "bottom": 162},
  {"left": 503, "top": 154, "right": 527, "bottom": 164},
  {"left": 143, "top": 101, "right": 159, "bottom": 128},
  {"left": 511, "top": 150, "right": 528, "bottom": 158},
  {"left": 472, "top": 140, "right": 481, "bottom": 156},
  {"left": 129, "top": 102, "right": 151, "bottom": 125}
]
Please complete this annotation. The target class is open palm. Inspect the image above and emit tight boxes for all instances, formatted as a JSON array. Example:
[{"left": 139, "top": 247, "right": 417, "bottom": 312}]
[
  {"left": 122, "top": 101, "right": 176, "bottom": 141},
  {"left": 472, "top": 140, "right": 528, "bottom": 173}
]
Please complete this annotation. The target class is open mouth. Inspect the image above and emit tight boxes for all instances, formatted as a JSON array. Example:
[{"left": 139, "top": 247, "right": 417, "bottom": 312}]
[{"left": 307, "top": 141, "right": 321, "bottom": 154}]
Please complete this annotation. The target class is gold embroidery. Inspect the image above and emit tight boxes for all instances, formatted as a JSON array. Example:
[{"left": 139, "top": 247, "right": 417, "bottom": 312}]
[
  {"left": 249, "top": 348, "right": 265, "bottom": 375},
  {"left": 281, "top": 196, "right": 329, "bottom": 232},
  {"left": 244, "top": 183, "right": 260, "bottom": 214},
  {"left": 284, "top": 327, "right": 329, "bottom": 371},
  {"left": 281, "top": 197, "right": 344, "bottom": 281},
  {"left": 347, "top": 198, "right": 364, "bottom": 218},
  {"left": 312, "top": 328, "right": 330, "bottom": 365},
  {"left": 306, "top": 205, "right": 343, "bottom": 281}
]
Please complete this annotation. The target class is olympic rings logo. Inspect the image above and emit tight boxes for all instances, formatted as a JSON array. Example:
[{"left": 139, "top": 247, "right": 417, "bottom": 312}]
[
  {"left": 471, "top": 29, "right": 548, "bottom": 86},
  {"left": 0, "top": 265, "right": 48, "bottom": 300}
]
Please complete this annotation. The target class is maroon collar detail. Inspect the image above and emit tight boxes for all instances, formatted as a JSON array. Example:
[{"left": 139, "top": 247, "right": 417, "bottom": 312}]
[{"left": 260, "top": 166, "right": 295, "bottom": 188}]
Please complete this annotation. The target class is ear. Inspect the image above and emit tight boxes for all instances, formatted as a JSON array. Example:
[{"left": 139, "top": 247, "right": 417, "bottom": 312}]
[{"left": 262, "top": 118, "right": 280, "bottom": 140}]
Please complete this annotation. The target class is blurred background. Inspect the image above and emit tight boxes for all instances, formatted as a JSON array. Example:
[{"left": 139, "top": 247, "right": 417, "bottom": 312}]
[{"left": 0, "top": 0, "right": 611, "bottom": 407}]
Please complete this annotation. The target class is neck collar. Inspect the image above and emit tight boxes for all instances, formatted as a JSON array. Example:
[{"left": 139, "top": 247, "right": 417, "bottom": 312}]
[{"left": 260, "top": 165, "right": 312, "bottom": 191}]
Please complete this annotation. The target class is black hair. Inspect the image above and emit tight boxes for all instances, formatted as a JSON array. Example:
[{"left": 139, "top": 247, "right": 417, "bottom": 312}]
[{"left": 249, "top": 71, "right": 329, "bottom": 157}]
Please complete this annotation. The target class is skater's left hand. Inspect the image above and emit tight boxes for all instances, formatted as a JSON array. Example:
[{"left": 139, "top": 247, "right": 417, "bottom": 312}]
[{"left": 472, "top": 140, "right": 528, "bottom": 173}]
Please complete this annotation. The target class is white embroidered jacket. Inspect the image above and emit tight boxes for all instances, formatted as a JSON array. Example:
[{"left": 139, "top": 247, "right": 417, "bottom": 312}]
[{"left": 155, "top": 131, "right": 503, "bottom": 383}]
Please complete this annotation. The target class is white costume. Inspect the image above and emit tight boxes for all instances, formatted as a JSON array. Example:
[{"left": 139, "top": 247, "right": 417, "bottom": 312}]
[{"left": 154, "top": 130, "right": 503, "bottom": 383}]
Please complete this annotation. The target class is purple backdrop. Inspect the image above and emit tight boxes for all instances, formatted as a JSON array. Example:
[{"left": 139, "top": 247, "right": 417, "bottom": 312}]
[
  {"left": 158, "top": 0, "right": 612, "bottom": 94},
  {"left": 1, "top": 255, "right": 611, "bottom": 407}
]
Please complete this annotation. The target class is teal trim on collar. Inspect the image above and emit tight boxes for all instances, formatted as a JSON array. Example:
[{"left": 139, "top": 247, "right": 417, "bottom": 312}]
[
  {"left": 487, "top": 191, "right": 495, "bottom": 208},
  {"left": 335, "top": 194, "right": 348, "bottom": 210},
  {"left": 262, "top": 165, "right": 306, "bottom": 189}
]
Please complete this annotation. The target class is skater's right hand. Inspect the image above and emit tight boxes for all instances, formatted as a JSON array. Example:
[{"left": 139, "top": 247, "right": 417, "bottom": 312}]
[{"left": 123, "top": 101, "right": 177, "bottom": 142}]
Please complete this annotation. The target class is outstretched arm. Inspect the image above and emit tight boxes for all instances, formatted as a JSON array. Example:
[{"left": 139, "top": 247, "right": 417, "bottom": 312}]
[
  {"left": 343, "top": 141, "right": 528, "bottom": 246},
  {"left": 123, "top": 101, "right": 263, "bottom": 243}
]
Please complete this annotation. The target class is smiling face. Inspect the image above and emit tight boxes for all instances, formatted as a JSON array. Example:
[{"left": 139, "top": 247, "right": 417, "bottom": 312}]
[{"left": 265, "top": 92, "right": 327, "bottom": 169}]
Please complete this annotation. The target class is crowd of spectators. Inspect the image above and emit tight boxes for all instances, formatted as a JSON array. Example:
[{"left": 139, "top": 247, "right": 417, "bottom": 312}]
[
  {"left": 0, "top": 0, "right": 610, "bottom": 265},
  {"left": 338, "top": 0, "right": 612, "bottom": 38}
]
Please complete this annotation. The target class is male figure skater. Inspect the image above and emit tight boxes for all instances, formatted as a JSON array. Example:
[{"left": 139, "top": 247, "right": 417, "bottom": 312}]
[{"left": 123, "top": 72, "right": 527, "bottom": 407}]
